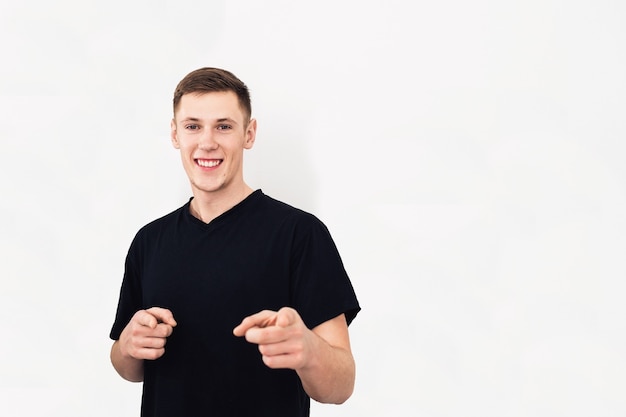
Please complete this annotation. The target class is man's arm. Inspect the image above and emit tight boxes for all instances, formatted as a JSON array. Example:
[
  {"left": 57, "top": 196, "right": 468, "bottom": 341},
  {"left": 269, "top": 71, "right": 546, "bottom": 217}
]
[
  {"left": 110, "top": 339, "right": 145, "bottom": 382},
  {"left": 296, "top": 313, "right": 355, "bottom": 404},
  {"left": 110, "top": 307, "right": 177, "bottom": 383},
  {"left": 233, "top": 308, "right": 355, "bottom": 404}
]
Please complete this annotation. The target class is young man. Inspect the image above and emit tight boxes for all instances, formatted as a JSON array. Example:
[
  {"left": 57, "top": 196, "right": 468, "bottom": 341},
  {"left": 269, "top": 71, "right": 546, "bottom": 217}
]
[{"left": 109, "top": 67, "right": 360, "bottom": 416}]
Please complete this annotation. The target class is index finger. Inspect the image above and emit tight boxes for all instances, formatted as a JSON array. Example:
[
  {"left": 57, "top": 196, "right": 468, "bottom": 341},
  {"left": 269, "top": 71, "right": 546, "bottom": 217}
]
[
  {"left": 146, "top": 307, "right": 177, "bottom": 327},
  {"left": 233, "top": 310, "right": 277, "bottom": 337}
]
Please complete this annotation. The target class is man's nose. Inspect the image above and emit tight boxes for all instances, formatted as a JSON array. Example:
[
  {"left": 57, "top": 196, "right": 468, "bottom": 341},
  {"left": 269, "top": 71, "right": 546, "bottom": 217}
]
[{"left": 198, "top": 130, "right": 218, "bottom": 150}]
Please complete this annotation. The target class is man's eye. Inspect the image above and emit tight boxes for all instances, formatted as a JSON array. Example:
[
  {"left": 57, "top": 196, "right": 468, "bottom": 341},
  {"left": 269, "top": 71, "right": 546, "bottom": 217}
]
[
  {"left": 185, "top": 124, "right": 200, "bottom": 130},
  {"left": 217, "top": 124, "right": 232, "bottom": 131}
]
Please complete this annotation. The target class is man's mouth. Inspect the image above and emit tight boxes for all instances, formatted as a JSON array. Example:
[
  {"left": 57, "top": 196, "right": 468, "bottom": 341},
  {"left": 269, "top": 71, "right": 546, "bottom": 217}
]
[{"left": 196, "top": 159, "right": 222, "bottom": 168}]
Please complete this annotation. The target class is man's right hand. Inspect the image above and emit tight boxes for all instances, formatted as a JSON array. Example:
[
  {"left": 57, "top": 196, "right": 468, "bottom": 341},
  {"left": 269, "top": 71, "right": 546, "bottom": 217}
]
[{"left": 118, "top": 307, "right": 177, "bottom": 361}]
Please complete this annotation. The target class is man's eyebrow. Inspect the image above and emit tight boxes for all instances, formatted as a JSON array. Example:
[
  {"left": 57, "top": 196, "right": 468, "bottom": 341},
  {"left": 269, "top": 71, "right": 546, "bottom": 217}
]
[
  {"left": 179, "top": 116, "right": 238, "bottom": 125},
  {"left": 216, "top": 117, "right": 239, "bottom": 125}
]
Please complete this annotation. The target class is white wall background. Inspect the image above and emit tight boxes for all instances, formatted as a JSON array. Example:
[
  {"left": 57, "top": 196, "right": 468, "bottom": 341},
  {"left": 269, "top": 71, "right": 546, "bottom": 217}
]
[{"left": 1, "top": 1, "right": 625, "bottom": 416}]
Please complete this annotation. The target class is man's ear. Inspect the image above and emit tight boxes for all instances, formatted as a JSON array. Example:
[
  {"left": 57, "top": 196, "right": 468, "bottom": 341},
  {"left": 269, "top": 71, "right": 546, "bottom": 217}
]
[
  {"left": 244, "top": 118, "right": 257, "bottom": 150},
  {"left": 170, "top": 119, "right": 180, "bottom": 149}
]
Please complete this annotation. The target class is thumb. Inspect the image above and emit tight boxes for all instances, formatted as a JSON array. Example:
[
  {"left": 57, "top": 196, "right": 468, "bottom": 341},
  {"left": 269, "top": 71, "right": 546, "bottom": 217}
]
[
  {"left": 146, "top": 307, "right": 177, "bottom": 327},
  {"left": 137, "top": 310, "right": 158, "bottom": 329},
  {"left": 276, "top": 307, "right": 297, "bottom": 328}
]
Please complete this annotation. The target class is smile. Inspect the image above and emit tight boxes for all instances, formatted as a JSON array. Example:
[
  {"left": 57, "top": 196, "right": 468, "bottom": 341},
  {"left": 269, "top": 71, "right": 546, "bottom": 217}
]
[{"left": 196, "top": 159, "right": 222, "bottom": 168}]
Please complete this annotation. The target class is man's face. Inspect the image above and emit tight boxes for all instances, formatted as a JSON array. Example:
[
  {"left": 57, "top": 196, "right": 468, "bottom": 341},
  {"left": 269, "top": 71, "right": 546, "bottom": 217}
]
[{"left": 170, "top": 91, "right": 256, "bottom": 197}]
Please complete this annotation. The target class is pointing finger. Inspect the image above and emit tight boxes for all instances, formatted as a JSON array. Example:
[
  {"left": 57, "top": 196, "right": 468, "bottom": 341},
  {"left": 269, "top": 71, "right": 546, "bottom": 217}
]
[
  {"left": 233, "top": 310, "right": 277, "bottom": 337},
  {"left": 146, "top": 307, "right": 177, "bottom": 327},
  {"left": 244, "top": 325, "right": 288, "bottom": 345}
]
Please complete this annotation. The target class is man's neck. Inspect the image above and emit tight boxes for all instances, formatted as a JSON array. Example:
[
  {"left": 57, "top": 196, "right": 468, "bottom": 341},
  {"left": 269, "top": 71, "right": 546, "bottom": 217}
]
[{"left": 189, "top": 185, "right": 254, "bottom": 224}]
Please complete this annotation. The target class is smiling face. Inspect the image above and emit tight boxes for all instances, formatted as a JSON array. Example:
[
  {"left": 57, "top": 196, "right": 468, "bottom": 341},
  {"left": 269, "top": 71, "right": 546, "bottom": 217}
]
[{"left": 171, "top": 91, "right": 256, "bottom": 200}]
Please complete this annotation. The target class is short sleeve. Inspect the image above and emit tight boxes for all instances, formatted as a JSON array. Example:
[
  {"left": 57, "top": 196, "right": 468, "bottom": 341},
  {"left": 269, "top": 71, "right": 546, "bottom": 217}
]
[
  {"left": 289, "top": 214, "right": 360, "bottom": 329},
  {"left": 109, "top": 235, "right": 144, "bottom": 340}
]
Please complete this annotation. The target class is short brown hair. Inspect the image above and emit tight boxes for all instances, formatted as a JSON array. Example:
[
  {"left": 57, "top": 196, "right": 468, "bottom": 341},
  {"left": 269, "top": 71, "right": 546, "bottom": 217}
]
[{"left": 172, "top": 67, "right": 252, "bottom": 123}]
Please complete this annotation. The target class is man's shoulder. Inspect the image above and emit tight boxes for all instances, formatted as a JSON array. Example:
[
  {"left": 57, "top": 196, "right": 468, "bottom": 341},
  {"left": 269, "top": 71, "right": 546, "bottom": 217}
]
[
  {"left": 135, "top": 202, "right": 188, "bottom": 236},
  {"left": 254, "top": 192, "right": 333, "bottom": 240},
  {"left": 257, "top": 192, "right": 319, "bottom": 223}
]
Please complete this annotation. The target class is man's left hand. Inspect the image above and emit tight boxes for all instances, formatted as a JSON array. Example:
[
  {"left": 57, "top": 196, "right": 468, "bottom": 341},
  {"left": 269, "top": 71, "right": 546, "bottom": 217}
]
[{"left": 233, "top": 307, "right": 314, "bottom": 370}]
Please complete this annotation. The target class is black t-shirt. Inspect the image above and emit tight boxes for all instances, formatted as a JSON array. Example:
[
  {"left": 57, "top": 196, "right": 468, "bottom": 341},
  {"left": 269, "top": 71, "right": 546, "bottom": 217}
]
[{"left": 110, "top": 190, "right": 360, "bottom": 417}]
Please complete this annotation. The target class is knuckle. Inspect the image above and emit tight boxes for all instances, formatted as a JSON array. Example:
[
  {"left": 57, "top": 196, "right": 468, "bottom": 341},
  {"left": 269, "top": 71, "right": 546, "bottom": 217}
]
[
  {"left": 149, "top": 337, "right": 165, "bottom": 349},
  {"left": 147, "top": 349, "right": 164, "bottom": 360},
  {"left": 155, "top": 323, "right": 169, "bottom": 336},
  {"left": 262, "top": 355, "right": 274, "bottom": 368}
]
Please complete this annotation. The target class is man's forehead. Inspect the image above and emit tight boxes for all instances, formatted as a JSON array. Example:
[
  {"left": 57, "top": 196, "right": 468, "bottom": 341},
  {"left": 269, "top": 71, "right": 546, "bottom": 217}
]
[{"left": 176, "top": 91, "right": 244, "bottom": 121}]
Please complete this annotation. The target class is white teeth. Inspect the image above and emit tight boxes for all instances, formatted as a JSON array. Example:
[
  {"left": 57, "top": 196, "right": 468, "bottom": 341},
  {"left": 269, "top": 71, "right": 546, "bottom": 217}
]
[{"left": 197, "top": 159, "right": 220, "bottom": 168}]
